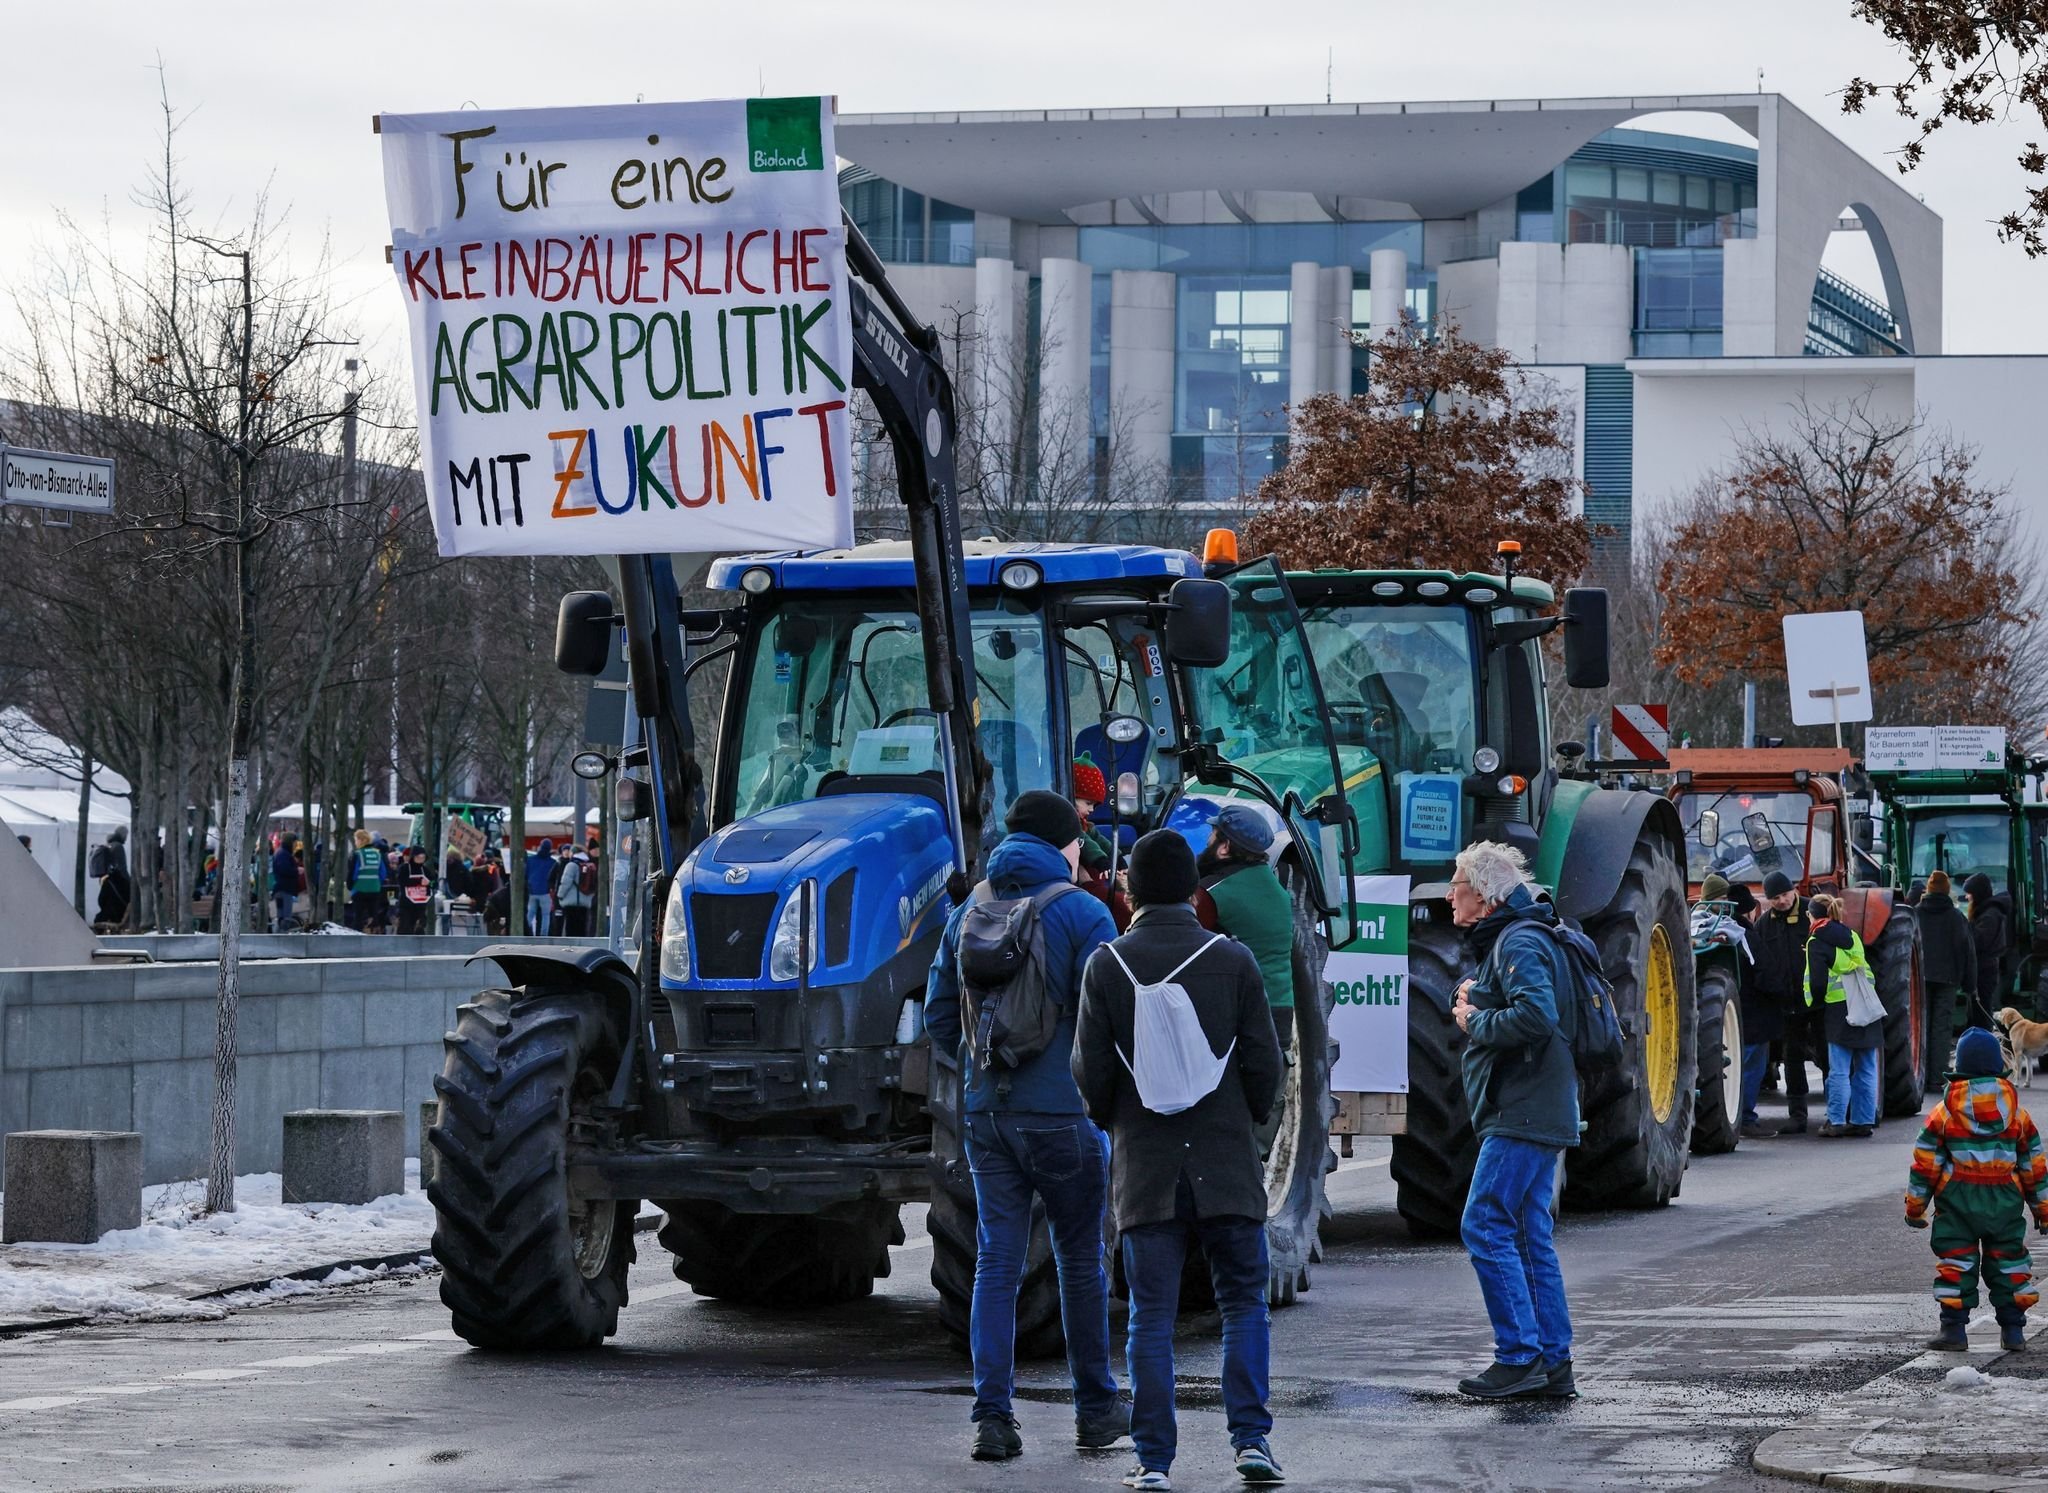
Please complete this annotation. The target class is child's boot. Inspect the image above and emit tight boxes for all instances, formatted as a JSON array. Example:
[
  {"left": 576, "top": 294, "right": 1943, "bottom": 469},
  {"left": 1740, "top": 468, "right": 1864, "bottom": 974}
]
[
  {"left": 1996, "top": 1307, "right": 2027, "bottom": 1352},
  {"left": 1927, "top": 1306, "right": 1970, "bottom": 1351}
]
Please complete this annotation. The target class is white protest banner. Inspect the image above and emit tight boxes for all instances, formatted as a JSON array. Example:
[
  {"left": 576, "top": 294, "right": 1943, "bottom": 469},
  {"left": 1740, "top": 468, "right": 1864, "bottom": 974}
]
[
  {"left": 379, "top": 98, "right": 854, "bottom": 558},
  {"left": 1865, "top": 725, "right": 2006, "bottom": 771},
  {"left": 1327, "top": 875, "right": 1411, "bottom": 1094}
]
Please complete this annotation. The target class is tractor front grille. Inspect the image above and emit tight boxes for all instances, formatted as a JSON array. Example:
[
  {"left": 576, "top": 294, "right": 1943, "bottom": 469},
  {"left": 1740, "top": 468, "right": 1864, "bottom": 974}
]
[{"left": 690, "top": 892, "right": 777, "bottom": 980}]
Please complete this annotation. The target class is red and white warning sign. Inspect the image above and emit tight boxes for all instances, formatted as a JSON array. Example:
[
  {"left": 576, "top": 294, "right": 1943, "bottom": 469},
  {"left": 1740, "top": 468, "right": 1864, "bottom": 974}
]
[{"left": 1611, "top": 704, "right": 1670, "bottom": 763}]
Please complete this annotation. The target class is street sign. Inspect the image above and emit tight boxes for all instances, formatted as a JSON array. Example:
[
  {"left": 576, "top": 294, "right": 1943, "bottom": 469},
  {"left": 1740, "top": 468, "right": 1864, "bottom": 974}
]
[
  {"left": 0, "top": 444, "right": 114, "bottom": 514},
  {"left": 1782, "top": 611, "right": 1872, "bottom": 733},
  {"left": 1864, "top": 725, "right": 2006, "bottom": 771},
  {"left": 1610, "top": 703, "right": 1670, "bottom": 763}
]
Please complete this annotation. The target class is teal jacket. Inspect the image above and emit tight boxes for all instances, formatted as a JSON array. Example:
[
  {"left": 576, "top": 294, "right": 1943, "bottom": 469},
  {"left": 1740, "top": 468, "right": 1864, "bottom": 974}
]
[{"left": 1460, "top": 885, "right": 1582, "bottom": 1150}]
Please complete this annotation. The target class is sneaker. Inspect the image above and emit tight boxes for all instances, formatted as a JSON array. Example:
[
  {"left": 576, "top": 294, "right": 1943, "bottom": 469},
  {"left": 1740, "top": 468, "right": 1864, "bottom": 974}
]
[
  {"left": 1234, "top": 1438, "right": 1285, "bottom": 1484},
  {"left": 1076, "top": 1402, "right": 1131, "bottom": 1449},
  {"left": 971, "top": 1416, "right": 1022, "bottom": 1461},
  {"left": 1456, "top": 1360, "right": 1550, "bottom": 1399},
  {"left": 1122, "top": 1468, "right": 1171, "bottom": 1490},
  {"left": 2004, "top": 1323, "right": 2028, "bottom": 1352},
  {"left": 1846, "top": 1124, "right": 1874, "bottom": 1138},
  {"left": 1816, "top": 1123, "right": 1850, "bottom": 1138},
  {"left": 1538, "top": 1357, "right": 1578, "bottom": 1397},
  {"left": 1739, "top": 1122, "right": 1775, "bottom": 1140}
]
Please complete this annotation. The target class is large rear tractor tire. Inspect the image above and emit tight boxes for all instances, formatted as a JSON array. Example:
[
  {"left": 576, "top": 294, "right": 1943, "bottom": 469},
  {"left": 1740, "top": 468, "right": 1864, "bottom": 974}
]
[
  {"left": 1690, "top": 959, "right": 1743, "bottom": 1156},
  {"left": 1388, "top": 915, "right": 1478, "bottom": 1239},
  {"left": 1567, "top": 833, "right": 1697, "bottom": 1210},
  {"left": 428, "top": 987, "right": 636, "bottom": 1350},
  {"left": 927, "top": 1055, "right": 1065, "bottom": 1359},
  {"left": 1875, "top": 909, "right": 1927, "bottom": 1118},
  {"left": 658, "top": 1200, "right": 903, "bottom": 1305},
  {"left": 1253, "top": 869, "right": 1337, "bottom": 1307}
]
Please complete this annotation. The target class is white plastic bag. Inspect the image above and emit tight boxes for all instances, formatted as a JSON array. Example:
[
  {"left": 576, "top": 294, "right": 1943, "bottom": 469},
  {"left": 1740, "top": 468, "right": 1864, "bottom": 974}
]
[
  {"left": 1841, "top": 963, "right": 1887, "bottom": 1027},
  {"left": 1109, "top": 936, "right": 1234, "bottom": 1116}
]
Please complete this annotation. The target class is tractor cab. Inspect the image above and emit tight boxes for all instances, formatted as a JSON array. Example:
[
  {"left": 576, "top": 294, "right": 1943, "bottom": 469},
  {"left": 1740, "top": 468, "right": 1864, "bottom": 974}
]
[{"left": 1663, "top": 748, "right": 1853, "bottom": 898}]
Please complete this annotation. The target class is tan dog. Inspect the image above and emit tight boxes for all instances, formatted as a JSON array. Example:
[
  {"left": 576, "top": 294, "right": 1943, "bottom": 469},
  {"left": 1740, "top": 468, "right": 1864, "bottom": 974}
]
[{"left": 1996, "top": 1008, "right": 2048, "bottom": 1087}]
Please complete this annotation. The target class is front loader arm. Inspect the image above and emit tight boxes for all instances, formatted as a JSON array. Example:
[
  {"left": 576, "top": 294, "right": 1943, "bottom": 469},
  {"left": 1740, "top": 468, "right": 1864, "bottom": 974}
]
[{"left": 843, "top": 215, "right": 984, "bottom": 892}]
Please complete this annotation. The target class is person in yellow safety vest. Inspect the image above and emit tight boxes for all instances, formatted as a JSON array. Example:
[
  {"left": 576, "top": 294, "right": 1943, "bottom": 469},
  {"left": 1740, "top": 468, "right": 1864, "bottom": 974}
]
[{"left": 1804, "top": 894, "right": 1881, "bottom": 1138}]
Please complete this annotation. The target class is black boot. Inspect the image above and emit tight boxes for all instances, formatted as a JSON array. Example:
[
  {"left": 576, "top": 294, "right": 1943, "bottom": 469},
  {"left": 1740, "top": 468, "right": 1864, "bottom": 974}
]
[
  {"left": 1997, "top": 1307, "right": 2028, "bottom": 1352},
  {"left": 1927, "top": 1307, "right": 1970, "bottom": 1352},
  {"left": 1457, "top": 1360, "right": 1550, "bottom": 1400}
]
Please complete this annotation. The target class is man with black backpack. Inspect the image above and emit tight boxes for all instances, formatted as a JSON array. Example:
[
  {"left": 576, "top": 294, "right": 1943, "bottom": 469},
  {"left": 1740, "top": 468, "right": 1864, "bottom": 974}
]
[
  {"left": 1448, "top": 840, "right": 1582, "bottom": 1402},
  {"left": 923, "top": 790, "right": 1128, "bottom": 1464}
]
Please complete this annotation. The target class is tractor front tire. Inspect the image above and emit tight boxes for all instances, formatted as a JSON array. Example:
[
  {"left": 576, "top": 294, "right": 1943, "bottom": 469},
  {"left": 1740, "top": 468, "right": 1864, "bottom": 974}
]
[
  {"left": 1690, "top": 960, "right": 1743, "bottom": 1156},
  {"left": 1250, "top": 871, "right": 1337, "bottom": 1306},
  {"left": 428, "top": 986, "right": 635, "bottom": 1350},
  {"left": 1875, "top": 909, "right": 1927, "bottom": 1117},
  {"left": 1567, "top": 832, "right": 1697, "bottom": 1210},
  {"left": 927, "top": 1058, "right": 1065, "bottom": 1359},
  {"left": 658, "top": 1200, "right": 902, "bottom": 1305},
  {"left": 1388, "top": 915, "right": 1478, "bottom": 1239}
]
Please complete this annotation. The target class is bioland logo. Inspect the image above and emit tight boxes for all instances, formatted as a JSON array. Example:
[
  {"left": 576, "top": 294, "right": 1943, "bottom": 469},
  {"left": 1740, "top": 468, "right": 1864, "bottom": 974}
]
[{"left": 747, "top": 97, "right": 824, "bottom": 173}]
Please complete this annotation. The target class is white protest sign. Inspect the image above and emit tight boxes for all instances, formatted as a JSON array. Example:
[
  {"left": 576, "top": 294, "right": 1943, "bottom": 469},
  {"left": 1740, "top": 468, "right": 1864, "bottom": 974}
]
[
  {"left": 379, "top": 98, "right": 854, "bottom": 558},
  {"left": 1865, "top": 725, "right": 2006, "bottom": 771},
  {"left": 1327, "top": 875, "right": 1411, "bottom": 1094},
  {"left": 1782, "top": 611, "right": 1872, "bottom": 729}
]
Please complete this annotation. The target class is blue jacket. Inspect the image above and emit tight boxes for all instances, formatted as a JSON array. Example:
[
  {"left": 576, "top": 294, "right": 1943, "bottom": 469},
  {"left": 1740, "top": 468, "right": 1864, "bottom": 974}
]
[
  {"left": 525, "top": 843, "right": 556, "bottom": 898},
  {"left": 924, "top": 833, "right": 1116, "bottom": 1115},
  {"left": 1460, "top": 885, "right": 1582, "bottom": 1149},
  {"left": 270, "top": 845, "right": 300, "bottom": 894}
]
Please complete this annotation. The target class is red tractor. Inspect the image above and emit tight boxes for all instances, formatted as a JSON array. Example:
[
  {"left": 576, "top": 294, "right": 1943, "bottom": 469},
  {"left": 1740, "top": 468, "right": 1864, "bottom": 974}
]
[{"left": 1665, "top": 748, "right": 1926, "bottom": 1149}]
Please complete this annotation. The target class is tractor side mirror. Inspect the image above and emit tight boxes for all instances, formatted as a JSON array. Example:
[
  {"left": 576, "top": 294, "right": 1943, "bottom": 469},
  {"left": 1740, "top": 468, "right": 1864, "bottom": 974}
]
[
  {"left": 617, "top": 776, "right": 648, "bottom": 823},
  {"left": 1698, "top": 809, "right": 1721, "bottom": 848},
  {"left": 1164, "top": 578, "right": 1231, "bottom": 668},
  {"left": 556, "top": 591, "right": 617, "bottom": 677},
  {"left": 1562, "top": 587, "right": 1610, "bottom": 689},
  {"left": 1852, "top": 816, "right": 1874, "bottom": 852}
]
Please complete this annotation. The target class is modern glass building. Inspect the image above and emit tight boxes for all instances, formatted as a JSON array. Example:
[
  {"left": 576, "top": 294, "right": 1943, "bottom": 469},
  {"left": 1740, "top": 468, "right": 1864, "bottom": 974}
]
[{"left": 835, "top": 93, "right": 1942, "bottom": 527}]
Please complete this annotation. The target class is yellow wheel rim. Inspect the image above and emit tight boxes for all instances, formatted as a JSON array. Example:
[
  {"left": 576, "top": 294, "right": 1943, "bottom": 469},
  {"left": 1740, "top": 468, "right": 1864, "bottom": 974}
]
[{"left": 1646, "top": 923, "right": 1679, "bottom": 1125}]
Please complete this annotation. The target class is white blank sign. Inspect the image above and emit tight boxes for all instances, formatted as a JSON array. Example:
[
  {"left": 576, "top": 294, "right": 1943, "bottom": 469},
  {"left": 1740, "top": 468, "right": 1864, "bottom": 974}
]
[{"left": 1782, "top": 611, "right": 1872, "bottom": 727}]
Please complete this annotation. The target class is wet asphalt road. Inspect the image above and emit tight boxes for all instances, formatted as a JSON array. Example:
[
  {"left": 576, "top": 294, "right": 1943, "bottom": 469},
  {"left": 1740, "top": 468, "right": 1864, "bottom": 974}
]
[{"left": 0, "top": 1088, "right": 1938, "bottom": 1493}]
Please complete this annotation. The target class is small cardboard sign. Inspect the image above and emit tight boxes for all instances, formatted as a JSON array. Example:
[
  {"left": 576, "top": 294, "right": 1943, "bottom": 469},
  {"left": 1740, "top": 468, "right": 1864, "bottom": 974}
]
[{"left": 1328, "top": 874, "right": 1411, "bottom": 1094}]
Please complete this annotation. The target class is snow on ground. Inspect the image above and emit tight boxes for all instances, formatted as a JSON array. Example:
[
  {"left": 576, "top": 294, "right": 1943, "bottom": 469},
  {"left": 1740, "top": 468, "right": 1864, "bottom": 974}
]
[{"left": 0, "top": 1163, "right": 433, "bottom": 1325}]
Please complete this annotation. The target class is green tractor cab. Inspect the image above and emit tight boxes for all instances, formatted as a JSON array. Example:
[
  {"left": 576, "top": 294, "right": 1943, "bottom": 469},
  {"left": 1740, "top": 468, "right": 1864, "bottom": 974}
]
[{"left": 1284, "top": 556, "right": 1695, "bottom": 1238}]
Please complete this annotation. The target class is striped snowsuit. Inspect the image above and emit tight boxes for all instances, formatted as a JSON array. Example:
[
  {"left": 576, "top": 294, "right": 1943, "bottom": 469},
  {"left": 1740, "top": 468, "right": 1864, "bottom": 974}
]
[{"left": 1905, "top": 1076, "right": 2048, "bottom": 1315}]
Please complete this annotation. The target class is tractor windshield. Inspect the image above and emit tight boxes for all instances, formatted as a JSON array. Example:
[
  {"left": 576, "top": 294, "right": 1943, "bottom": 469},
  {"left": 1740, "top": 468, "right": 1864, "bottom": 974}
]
[
  {"left": 1675, "top": 790, "right": 1832, "bottom": 886},
  {"left": 1905, "top": 809, "right": 2012, "bottom": 890},
  {"left": 724, "top": 595, "right": 1052, "bottom": 820},
  {"left": 1297, "top": 604, "right": 1479, "bottom": 780}
]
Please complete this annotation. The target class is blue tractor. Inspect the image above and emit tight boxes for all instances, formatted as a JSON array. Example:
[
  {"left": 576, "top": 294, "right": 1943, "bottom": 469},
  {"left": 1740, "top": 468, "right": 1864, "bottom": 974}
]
[{"left": 424, "top": 223, "right": 1361, "bottom": 1351}]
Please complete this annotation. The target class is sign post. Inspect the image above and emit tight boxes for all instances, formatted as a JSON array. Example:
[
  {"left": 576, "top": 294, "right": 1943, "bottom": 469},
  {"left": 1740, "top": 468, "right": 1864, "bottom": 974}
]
[{"left": 377, "top": 97, "right": 855, "bottom": 559}]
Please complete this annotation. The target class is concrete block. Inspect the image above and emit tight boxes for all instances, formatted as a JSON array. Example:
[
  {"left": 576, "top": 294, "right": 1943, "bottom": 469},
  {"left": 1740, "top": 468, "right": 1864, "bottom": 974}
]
[
  {"left": 367, "top": 989, "right": 454, "bottom": 1048},
  {"left": 0, "top": 969, "right": 33, "bottom": 1008},
  {"left": 281, "top": 1109, "right": 403, "bottom": 1205},
  {"left": 30, "top": 1065, "right": 132, "bottom": 1134},
  {"left": 318, "top": 990, "right": 365, "bottom": 1050},
  {"left": 232, "top": 1052, "right": 322, "bottom": 1174},
  {"left": 25, "top": 967, "right": 134, "bottom": 1005},
  {"left": 319, "top": 959, "right": 406, "bottom": 993},
  {"left": 273, "top": 992, "right": 324, "bottom": 1051},
  {"left": 180, "top": 1000, "right": 218, "bottom": 1060},
  {"left": 132, "top": 1059, "right": 213, "bottom": 1184},
  {"left": 2, "top": 1130, "right": 143, "bottom": 1243},
  {"left": 130, "top": 963, "right": 219, "bottom": 1000},
  {"left": 319, "top": 1046, "right": 404, "bottom": 1112},
  {"left": 237, "top": 995, "right": 279, "bottom": 1056},
  {"left": 8, "top": 1004, "right": 81, "bottom": 1069},
  {"left": 81, "top": 999, "right": 181, "bottom": 1067},
  {"left": 242, "top": 960, "right": 325, "bottom": 995},
  {"left": 409, "top": 956, "right": 483, "bottom": 992},
  {"left": 418, "top": 1099, "right": 441, "bottom": 1187},
  {"left": 0, "top": 1074, "right": 28, "bottom": 1185}
]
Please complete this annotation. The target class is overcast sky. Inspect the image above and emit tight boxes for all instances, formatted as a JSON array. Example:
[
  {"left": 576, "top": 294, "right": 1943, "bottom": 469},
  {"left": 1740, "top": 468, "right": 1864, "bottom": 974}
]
[{"left": 5, "top": 0, "right": 2044, "bottom": 374}]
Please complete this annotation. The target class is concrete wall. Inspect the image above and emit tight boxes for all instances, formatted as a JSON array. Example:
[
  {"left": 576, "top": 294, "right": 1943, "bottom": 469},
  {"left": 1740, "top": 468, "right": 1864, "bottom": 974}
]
[
  {"left": 0, "top": 955, "right": 512, "bottom": 1187},
  {"left": 1911, "top": 357, "right": 2048, "bottom": 531}
]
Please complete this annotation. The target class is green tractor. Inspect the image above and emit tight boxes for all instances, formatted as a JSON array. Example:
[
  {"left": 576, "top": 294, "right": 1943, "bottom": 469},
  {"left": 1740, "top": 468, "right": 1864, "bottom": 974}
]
[
  {"left": 1870, "top": 750, "right": 2048, "bottom": 1019},
  {"left": 1272, "top": 550, "right": 1696, "bottom": 1237}
]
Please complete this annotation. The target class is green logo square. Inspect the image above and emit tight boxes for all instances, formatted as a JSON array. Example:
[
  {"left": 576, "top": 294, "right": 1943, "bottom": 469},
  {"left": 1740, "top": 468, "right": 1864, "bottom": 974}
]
[{"left": 746, "top": 97, "right": 824, "bottom": 173}]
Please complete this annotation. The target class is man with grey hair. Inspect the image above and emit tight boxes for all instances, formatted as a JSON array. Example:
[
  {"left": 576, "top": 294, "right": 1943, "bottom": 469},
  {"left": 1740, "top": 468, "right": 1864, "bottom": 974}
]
[{"left": 1447, "top": 840, "right": 1580, "bottom": 1401}]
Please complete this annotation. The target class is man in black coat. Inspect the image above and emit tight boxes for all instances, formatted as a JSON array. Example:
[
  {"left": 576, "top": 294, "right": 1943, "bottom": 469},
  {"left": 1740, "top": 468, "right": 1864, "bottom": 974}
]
[
  {"left": 1750, "top": 871, "right": 1819, "bottom": 1133},
  {"left": 1967, "top": 872, "right": 2012, "bottom": 1021},
  {"left": 1918, "top": 869, "right": 1979, "bottom": 1054},
  {"left": 1073, "top": 829, "right": 1284, "bottom": 1488}
]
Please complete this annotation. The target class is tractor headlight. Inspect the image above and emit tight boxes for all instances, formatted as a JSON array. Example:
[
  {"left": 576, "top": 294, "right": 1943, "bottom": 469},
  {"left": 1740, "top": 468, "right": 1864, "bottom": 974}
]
[
  {"left": 768, "top": 881, "right": 820, "bottom": 981},
  {"left": 1473, "top": 746, "right": 1502, "bottom": 774},
  {"left": 659, "top": 876, "right": 690, "bottom": 982},
  {"left": 998, "top": 561, "right": 1042, "bottom": 592}
]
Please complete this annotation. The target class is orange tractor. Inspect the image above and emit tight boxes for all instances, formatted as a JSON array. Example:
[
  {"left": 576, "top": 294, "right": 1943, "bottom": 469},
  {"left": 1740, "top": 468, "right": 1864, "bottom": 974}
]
[{"left": 1665, "top": 748, "right": 1926, "bottom": 1150}]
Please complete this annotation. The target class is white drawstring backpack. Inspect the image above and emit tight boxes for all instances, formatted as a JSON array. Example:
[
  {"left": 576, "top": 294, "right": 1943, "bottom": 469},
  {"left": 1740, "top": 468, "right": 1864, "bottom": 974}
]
[{"left": 1107, "top": 935, "right": 1233, "bottom": 1116}]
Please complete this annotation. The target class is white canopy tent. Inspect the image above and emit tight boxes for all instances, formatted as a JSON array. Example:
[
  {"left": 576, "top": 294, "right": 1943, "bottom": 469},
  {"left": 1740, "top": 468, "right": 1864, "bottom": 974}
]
[{"left": 0, "top": 708, "right": 129, "bottom": 895}]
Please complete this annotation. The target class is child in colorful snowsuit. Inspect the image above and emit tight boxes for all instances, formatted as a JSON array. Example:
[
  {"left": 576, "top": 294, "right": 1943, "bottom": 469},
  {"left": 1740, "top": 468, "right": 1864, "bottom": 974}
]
[{"left": 1905, "top": 1026, "right": 2048, "bottom": 1351}]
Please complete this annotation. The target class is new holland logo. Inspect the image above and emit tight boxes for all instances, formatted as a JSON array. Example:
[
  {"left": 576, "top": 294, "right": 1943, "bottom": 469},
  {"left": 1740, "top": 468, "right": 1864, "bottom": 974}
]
[{"left": 723, "top": 866, "right": 750, "bottom": 885}]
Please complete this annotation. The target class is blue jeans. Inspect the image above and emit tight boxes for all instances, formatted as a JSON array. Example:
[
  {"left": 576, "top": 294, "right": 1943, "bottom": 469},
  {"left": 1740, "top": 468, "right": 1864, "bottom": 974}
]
[
  {"left": 1462, "top": 1135, "right": 1573, "bottom": 1368},
  {"left": 1826, "top": 1043, "right": 1880, "bottom": 1126},
  {"left": 274, "top": 893, "right": 295, "bottom": 930},
  {"left": 1741, "top": 1042, "right": 1772, "bottom": 1126},
  {"left": 1122, "top": 1179, "right": 1271, "bottom": 1473},
  {"left": 963, "top": 1113, "right": 1117, "bottom": 1426},
  {"left": 526, "top": 895, "right": 549, "bottom": 936}
]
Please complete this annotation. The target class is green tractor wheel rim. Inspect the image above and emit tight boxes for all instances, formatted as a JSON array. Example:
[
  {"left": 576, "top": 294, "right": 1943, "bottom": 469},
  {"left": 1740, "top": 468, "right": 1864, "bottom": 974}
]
[{"left": 1646, "top": 924, "right": 1679, "bottom": 1125}]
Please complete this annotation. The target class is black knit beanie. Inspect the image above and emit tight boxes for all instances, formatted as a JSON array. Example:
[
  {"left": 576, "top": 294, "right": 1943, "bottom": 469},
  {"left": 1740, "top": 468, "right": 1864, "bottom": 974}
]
[
  {"left": 1004, "top": 789, "right": 1083, "bottom": 849},
  {"left": 1127, "top": 829, "right": 1199, "bottom": 907}
]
